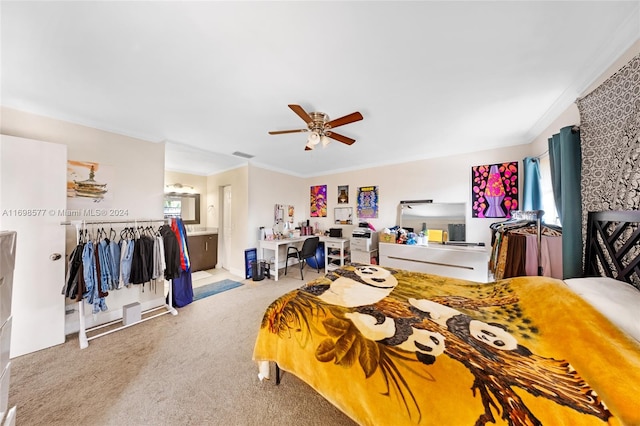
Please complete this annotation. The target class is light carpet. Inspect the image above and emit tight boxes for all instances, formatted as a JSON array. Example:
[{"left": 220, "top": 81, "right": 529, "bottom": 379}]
[
  {"left": 8, "top": 270, "right": 356, "bottom": 426},
  {"left": 191, "top": 270, "right": 213, "bottom": 281}
]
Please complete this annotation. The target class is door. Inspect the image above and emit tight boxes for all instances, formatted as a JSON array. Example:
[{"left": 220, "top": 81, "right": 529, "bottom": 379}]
[{"left": 0, "top": 135, "right": 67, "bottom": 357}]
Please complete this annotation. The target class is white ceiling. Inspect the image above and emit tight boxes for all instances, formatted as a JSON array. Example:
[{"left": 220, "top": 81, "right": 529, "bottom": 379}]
[{"left": 2, "top": 1, "right": 639, "bottom": 177}]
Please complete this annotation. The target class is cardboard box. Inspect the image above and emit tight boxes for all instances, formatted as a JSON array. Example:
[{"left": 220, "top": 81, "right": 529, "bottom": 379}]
[{"left": 379, "top": 232, "right": 396, "bottom": 243}]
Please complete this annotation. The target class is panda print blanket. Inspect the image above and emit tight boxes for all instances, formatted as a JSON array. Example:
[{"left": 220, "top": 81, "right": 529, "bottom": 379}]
[{"left": 253, "top": 264, "right": 640, "bottom": 426}]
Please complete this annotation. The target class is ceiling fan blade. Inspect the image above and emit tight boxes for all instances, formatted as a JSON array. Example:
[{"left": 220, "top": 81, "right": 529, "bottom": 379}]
[
  {"left": 325, "top": 111, "right": 363, "bottom": 129},
  {"left": 327, "top": 132, "right": 356, "bottom": 146},
  {"left": 305, "top": 145, "right": 313, "bottom": 151},
  {"left": 288, "top": 104, "right": 313, "bottom": 124},
  {"left": 268, "top": 129, "right": 308, "bottom": 135}
]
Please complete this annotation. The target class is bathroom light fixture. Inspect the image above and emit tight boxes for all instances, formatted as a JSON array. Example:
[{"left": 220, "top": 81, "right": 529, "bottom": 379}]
[{"left": 165, "top": 183, "right": 195, "bottom": 193}]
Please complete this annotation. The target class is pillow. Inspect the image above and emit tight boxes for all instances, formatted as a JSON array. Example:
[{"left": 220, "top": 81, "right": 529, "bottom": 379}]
[{"left": 563, "top": 277, "right": 640, "bottom": 343}]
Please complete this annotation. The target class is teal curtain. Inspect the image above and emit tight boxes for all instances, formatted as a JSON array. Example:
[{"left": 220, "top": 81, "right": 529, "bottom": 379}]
[
  {"left": 548, "top": 126, "right": 582, "bottom": 279},
  {"left": 522, "top": 157, "right": 543, "bottom": 211}
]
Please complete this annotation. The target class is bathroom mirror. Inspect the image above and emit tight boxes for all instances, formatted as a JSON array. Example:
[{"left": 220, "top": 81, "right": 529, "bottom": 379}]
[
  {"left": 164, "top": 193, "right": 200, "bottom": 224},
  {"left": 399, "top": 201, "right": 466, "bottom": 241}
]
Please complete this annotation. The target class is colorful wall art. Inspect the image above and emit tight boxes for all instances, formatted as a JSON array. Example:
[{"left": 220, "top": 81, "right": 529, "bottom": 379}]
[
  {"left": 357, "top": 186, "right": 379, "bottom": 219},
  {"left": 471, "top": 162, "right": 518, "bottom": 218},
  {"left": 310, "top": 185, "right": 327, "bottom": 217}
]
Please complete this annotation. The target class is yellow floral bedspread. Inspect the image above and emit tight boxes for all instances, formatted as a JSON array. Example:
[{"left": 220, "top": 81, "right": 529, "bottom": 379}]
[{"left": 253, "top": 265, "right": 640, "bottom": 426}]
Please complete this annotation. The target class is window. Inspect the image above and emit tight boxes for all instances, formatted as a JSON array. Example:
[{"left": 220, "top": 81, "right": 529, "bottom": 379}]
[{"left": 538, "top": 155, "right": 560, "bottom": 226}]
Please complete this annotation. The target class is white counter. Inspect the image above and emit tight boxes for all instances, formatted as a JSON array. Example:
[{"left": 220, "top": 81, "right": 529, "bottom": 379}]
[{"left": 379, "top": 242, "right": 490, "bottom": 282}]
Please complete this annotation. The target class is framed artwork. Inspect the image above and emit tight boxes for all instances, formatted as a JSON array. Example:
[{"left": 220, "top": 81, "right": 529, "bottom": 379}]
[
  {"left": 337, "top": 185, "right": 349, "bottom": 204},
  {"left": 310, "top": 185, "right": 327, "bottom": 217},
  {"left": 67, "top": 160, "right": 113, "bottom": 208},
  {"left": 471, "top": 162, "right": 519, "bottom": 218},
  {"left": 357, "top": 186, "right": 379, "bottom": 219}
]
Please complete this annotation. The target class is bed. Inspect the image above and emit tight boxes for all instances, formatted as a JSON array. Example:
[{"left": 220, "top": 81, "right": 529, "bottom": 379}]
[{"left": 253, "top": 211, "right": 640, "bottom": 426}]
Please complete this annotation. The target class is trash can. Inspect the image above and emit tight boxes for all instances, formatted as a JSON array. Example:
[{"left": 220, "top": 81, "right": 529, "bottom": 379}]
[{"left": 252, "top": 259, "right": 265, "bottom": 281}]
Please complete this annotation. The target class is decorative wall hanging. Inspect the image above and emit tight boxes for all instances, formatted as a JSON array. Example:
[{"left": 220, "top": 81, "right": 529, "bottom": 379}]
[
  {"left": 67, "top": 160, "right": 113, "bottom": 208},
  {"left": 357, "top": 186, "right": 379, "bottom": 219},
  {"left": 310, "top": 185, "right": 327, "bottom": 217},
  {"left": 471, "top": 162, "right": 518, "bottom": 218},
  {"left": 337, "top": 185, "right": 349, "bottom": 204}
]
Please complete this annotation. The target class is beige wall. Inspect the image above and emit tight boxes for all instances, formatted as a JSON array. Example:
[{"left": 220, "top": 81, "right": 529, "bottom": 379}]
[
  {"left": 1, "top": 107, "right": 165, "bottom": 219},
  {"left": 0, "top": 106, "right": 166, "bottom": 334},
  {"left": 297, "top": 144, "right": 532, "bottom": 248}
]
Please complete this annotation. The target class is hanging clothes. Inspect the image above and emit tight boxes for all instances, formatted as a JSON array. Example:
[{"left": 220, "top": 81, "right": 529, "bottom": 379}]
[
  {"left": 168, "top": 218, "right": 193, "bottom": 308},
  {"left": 63, "top": 239, "right": 85, "bottom": 300},
  {"left": 159, "top": 224, "right": 181, "bottom": 280},
  {"left": 490, "top": 218, "right": 562, "bottom": 279}
]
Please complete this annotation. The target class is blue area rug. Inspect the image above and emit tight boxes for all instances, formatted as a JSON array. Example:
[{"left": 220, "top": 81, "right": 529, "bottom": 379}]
[{"left": 193, "top": 279, "right": 243, "bottom": 302}]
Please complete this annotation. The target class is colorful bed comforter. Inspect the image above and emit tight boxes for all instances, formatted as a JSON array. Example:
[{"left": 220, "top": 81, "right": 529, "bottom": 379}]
[{"left": 253, "top": 264, "right": 640, "bottom": 426}]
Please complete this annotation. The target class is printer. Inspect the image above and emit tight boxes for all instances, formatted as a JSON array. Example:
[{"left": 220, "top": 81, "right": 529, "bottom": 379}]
[{"left": 351, "top": 228, "right": 378, "bottom": 252}]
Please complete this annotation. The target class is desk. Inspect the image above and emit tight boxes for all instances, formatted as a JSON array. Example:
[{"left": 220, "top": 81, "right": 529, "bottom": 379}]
[
  {"left": 259, "top": 236, "right": 350, "bottom": 281},
  {"left": 259, "top": 237, "right": 307, "bottom": 281}
]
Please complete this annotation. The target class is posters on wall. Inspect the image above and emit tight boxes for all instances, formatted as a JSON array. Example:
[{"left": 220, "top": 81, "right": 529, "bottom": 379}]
[
  {"left": 357, "top": 186, "right": 379, "bottom": 219},
  {"left": 471, "top": 162, "right": 518, "bottom": 218},
  {"left": 310, "top": 185, "right": 327, "bottom": 217},
  {"left": 337, "top": 185, "right": 349, "bottom": 204}
]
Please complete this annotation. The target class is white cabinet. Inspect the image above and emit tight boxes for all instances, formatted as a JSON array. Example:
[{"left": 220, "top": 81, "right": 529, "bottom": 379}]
[
  {"left": 379, "top": 242, "right": 490, "bottom": 282},
  {"left": 323, "top": 238, "right": 350, "bottom": 271}
]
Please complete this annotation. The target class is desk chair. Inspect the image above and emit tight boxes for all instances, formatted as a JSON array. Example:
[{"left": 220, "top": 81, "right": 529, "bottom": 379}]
[{"left": 284, "top": 236, "right": 320, "bottom": 280}]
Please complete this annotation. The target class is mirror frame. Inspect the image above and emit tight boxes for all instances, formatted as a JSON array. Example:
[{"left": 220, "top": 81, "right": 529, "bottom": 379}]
[
  {"left": 164, "top": 192, "right": 201, "bottom": 224},
  {"left": 399, "top": 200, "right": 466, "bottom": 240}
]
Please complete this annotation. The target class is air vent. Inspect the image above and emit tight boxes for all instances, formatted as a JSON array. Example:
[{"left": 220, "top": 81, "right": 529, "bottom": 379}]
[{"left": 232, "top": 151, "right": 254, "bottom": 159}]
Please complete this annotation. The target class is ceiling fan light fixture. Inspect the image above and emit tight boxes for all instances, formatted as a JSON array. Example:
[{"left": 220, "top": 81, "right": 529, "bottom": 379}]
[
  {"left": 307, "top": 131, "right": 320, "bottom": 146},
  {"left": 321, "top": 135, "right": 331, "bottom": 147}
]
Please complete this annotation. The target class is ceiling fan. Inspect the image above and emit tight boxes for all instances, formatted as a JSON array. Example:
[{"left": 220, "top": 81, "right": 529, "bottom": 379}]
[{"left": 269, "top": 104, "right": 363, "bottom": 150}]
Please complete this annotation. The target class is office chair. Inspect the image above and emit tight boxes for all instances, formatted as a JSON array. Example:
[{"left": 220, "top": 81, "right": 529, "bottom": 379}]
[{"left": 284, "top": 236, "right": 320, "bottom": 280}]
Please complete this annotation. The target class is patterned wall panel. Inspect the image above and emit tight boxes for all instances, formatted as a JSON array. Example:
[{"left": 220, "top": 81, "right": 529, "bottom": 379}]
[
  {"left": 577, "top": 53, "right": 640, "bottom": 213},
  {"left": 577, "top": 53, "right": 640, "bottom": 283}
]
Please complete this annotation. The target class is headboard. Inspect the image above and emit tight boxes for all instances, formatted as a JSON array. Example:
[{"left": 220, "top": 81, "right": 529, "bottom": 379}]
[{"left": 585, "top": 210, "right": 640, "bottom": 290}]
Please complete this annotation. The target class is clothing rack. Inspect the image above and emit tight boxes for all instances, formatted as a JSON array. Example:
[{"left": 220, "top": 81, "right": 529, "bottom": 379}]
[
  {"left": 62, "top": 218, "right": 178, "bottom": 349},
  {"left": 511, "top": 210, "right": 544, "bottom": 276},
  {"left": 490, "top": 210, "right": 547, "bottom": 278}
]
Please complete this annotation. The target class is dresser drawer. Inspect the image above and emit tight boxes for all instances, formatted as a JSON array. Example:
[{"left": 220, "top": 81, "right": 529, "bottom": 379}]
[{"left": 324, "top": 239, "right": 349, "bottom": 249}]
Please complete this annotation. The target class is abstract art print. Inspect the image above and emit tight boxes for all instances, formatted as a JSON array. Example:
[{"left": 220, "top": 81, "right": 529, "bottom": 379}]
[
  {"left": 471, "top": 162, "right": 518, "bottom": 218},
  {"left": 310, "top": 185, "right": 327, "bottom": 217},
  {"left": 357, "top": 186, "right": 379, "bottom": 219}
]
